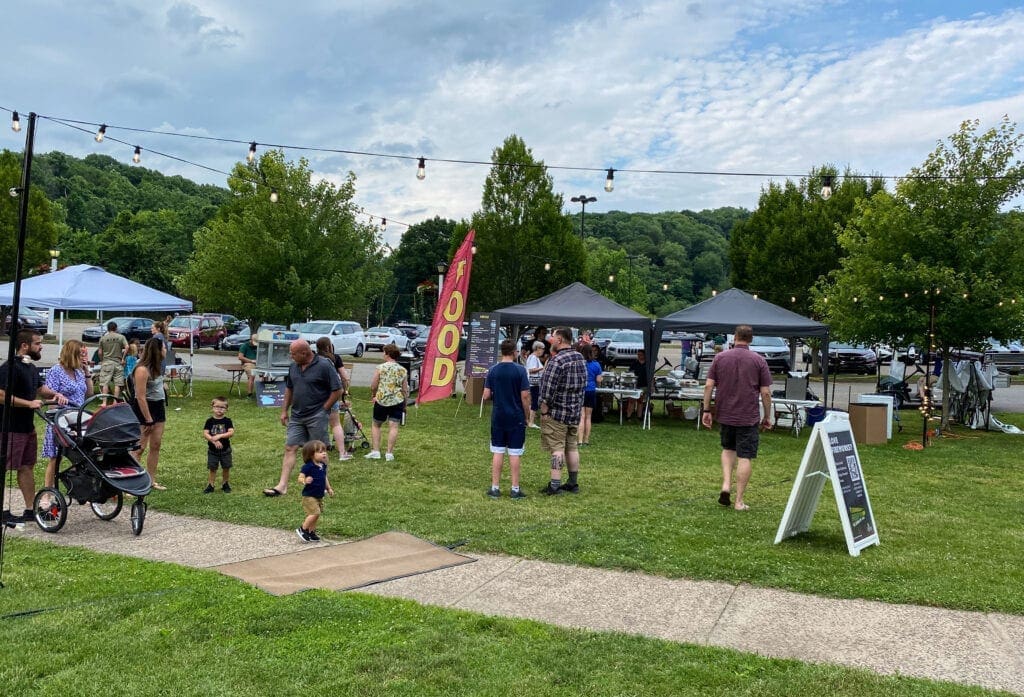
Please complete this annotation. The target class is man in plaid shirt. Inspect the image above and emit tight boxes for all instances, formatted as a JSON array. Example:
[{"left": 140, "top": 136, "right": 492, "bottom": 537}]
[{"left": 537, "top": 326, "right": 587, "bottom": 495}]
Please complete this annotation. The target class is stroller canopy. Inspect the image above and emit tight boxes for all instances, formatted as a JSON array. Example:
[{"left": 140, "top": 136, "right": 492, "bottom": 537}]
[{"left": 84, "top": 403, "right": 141, "bottom": 447}]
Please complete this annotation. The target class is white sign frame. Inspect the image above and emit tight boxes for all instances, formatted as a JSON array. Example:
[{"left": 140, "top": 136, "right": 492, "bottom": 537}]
[{"left": 774, "top": 411, "right": 880, "bottom": 556}]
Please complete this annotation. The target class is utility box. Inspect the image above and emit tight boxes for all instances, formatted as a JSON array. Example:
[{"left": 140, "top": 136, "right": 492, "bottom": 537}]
[{"left": 848, "top": 403, "right": 888, "bottom": 445}]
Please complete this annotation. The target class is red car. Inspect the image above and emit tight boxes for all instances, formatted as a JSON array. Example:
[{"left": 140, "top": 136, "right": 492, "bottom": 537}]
[{"left": 167, "top": 315, "right": 226, "bottom": 349}]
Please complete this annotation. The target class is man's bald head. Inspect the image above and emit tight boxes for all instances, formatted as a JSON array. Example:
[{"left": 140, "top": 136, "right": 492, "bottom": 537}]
[{"left": 289, "top": 339, "right": 313, "bottom": 365}]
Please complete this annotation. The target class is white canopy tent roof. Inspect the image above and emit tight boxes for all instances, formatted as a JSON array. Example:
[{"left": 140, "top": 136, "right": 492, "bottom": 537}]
[{"left": 0, "top": 264, "right": 192, "bottom": 311}]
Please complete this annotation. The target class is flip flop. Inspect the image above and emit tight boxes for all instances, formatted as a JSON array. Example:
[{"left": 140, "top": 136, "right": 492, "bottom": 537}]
[
  {"left": 151, "top": 482, "right": 167, "bottom": 491},
  {"left": 718, "top": 491, "right": 731, "bottom": 507},
  {"left": 263, "top": 488, "right": 284, "bottom": 497},
  {"left": 734, "top": 502, "right": 750, "bottom": 511}
]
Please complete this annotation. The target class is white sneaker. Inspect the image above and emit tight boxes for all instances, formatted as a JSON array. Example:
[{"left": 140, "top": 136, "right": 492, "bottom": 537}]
[
  {"left": 364, "top": 451, "right": 381, "bottom": 460},
  {"left": 339, "top": 452, "right": 352, "bottom": 461},
  {"left": 530, "top": 423, "right": 541, "bottom": 429},
  {"left": 385, "top": 453, "right": 395, "bottom": 462}
]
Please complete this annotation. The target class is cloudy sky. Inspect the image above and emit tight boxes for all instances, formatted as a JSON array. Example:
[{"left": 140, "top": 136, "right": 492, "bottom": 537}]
[{"left": 4, "top": 1, "right": 1024, "bottom": 245}]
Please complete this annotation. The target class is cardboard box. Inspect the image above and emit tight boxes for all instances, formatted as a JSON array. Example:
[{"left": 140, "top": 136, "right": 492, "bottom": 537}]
[
  {"left": 464, "top": 376, "right": 486, "bottom": 405},
  {"left": 848, "top": 403, "right": 887, "bottom": 445}
]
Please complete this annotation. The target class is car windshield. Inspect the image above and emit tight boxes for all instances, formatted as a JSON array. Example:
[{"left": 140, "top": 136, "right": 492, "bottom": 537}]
[
  {"left": 831, "top": 342, "right": 864, "bottom": 350},
  {"left": 169, "top": 317, "right": 199, "bottom": 329},
  {"left": 750, "top": 336, "right": 787, "bottom": 347},
  {"left": 595, "top": 329, "right": 618, "bottom": 339},
  {"left": 368, "top": 327, "right": 389, "bottom": 333},
  {"left": 612, "top": 331, "right": 643, "bottom": 343},
  {"left": 304, "top": 322, "right": 336, "bottom": 334}
]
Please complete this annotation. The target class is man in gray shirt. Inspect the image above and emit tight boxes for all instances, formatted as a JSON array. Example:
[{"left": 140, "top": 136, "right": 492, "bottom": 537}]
[{"left": 263, "top": 339, "right": 341, "bottom": 496}]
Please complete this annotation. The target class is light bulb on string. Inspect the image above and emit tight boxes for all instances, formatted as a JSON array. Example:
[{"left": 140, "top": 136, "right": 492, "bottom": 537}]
[
  {"left": 544, "top": 262, "right": 551, "bottom": 271},
  {"left": 247, "top": 142, "right": 257, "bottom": 163},
  {"left": 11, "top": 111, "right": 21, "bottom": 132},
  {"left": 132, "top": 146, "right": 141, "bottom": 164},
  {"left": 269, "top": 188, "right": 279, "bottom": 203},
  {"left": 820, "top": 174, "right": 833, "bottom": 200},
  {"left": 381, "top": 218, "right": 387, "bottom": 230},
  {"left": 417, "top": 157, "right": 426, "bottom": 180},
  {"left": 604, "top": 168, "right": 615, "bottom": 192},
  {"left": 95, "top": 124, "right": 107, "bottom": 142}
]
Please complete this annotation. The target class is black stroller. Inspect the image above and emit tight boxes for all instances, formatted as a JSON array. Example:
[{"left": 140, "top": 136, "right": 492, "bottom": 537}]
[
  {"left": 34, "top": 395, "right": 152, "bottom": 536},
  {"left": 339, "top": 403, "right": 371, "bottom": 454}
]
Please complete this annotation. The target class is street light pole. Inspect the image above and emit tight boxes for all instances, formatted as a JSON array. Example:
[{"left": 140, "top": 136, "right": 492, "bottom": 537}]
[
  {"left": 436, "top": 261, "right": 448, "bottom": 302},
  {"left": 47, "top": 248, "right": 60, "bottom": 336},
  {"left": 570, "top": 195, "right": 597, "bottom": 239}
]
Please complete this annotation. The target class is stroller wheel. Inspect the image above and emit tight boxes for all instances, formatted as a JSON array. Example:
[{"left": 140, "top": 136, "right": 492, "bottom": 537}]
[
  {"left": 33, "top": 487, "right": 68, "bottom": 533},
  {"left": 90, "top": 491, "right": 124, "bottom": 521},
  {"left": 130, "top": 499, "right": 147, "bottom": 536},
  {"left": 361, "top": 441, "right": 370, "bottom": 449}
]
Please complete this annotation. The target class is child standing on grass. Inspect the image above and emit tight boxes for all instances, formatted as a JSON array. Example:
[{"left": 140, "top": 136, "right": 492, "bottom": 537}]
[
  {"left": 296, "top": 439, "right": 333, "bottom": 542},
  {"left": 203, "top": 397, "right": 235, "bottom": 493}
]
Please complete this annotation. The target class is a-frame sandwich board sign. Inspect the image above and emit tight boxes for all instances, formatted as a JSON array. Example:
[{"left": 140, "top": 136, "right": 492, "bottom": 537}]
[{"left": 774, "top": 411, "right": 880, "bottom": 557}]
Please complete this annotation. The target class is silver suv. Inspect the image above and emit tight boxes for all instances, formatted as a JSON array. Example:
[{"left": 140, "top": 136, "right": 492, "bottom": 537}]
[
  {"left": 605, "top": 329, "right": 645, "bottom": 366},
  {"left": 300, "top": 320, "right": 365, "bottom": 357}
]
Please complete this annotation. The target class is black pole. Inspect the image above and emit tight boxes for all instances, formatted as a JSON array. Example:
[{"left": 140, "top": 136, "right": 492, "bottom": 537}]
[
  {"left": 922, "top": 298, "right": 936, "bottom": 447},
  {"left": 580, "top": 204, "right": 586, "bottom": 239},
  {"left": 1, "top": 112, "right": 37, "bottom": 586}
]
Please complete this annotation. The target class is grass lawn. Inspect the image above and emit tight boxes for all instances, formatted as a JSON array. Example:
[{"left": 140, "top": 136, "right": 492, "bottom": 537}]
[
  {"left": 0, "top": 542, "right": 1002, "bottom": 697},
  {"left": 71, "top": 380, "right": 1022, "bottom": 616}
]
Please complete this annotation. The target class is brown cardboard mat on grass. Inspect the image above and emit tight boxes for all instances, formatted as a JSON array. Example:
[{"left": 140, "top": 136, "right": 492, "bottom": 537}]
[{"left": 214, "top": 531, "right": 475, "bottom": 595}]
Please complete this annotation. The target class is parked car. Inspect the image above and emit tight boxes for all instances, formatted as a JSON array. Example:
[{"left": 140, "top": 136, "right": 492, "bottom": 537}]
[
  {"left": 411, "top": 325, "right": 469, "bottom": 360},
  {"left": 81, "top": 316, "right": 154, "bottom": 343},
  {"left": 605, "top": 330, "right": 645, "bottom": 366},
  {"left": 220, "top": 323, "right": 286, "bottom": 352},
  {"left": 298, "top": 320, "right": 365, "bottom": 357},
  {"left": 167, "top": 314, "right": 226, "bottom": 350},
  {"left": 203, "top": 313, "right": 244, "bottom": 334},
  {"left": 394, "top": 322, "right": 428, "bottom": 340},
  {"left": 4, "top": 307, "right": 49, "bottom": 335},
  {"left": 827, "top": 342, "right": 878, "bottom": 374},
  {"left": 747, "top": 335, "right": 791, "bottom": 373},
  {"left": 365, "top": 326, "right": 411, "bottom": 351}
]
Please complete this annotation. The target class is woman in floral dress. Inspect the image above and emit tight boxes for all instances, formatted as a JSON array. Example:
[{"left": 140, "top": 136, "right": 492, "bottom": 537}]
[{"left": 43, "top": 339, "right": 94, "bottom": 489}]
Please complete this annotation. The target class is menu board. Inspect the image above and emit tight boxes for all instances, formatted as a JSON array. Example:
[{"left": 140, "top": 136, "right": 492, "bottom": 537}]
[
  {"left": 465, "top": 312, "right": 501, "bottom": 378},
  {"left": 827, "top": 429, "right": 876, "bottom": 543}
]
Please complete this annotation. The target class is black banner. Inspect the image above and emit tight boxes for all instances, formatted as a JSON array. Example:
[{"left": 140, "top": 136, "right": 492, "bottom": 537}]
[{"left": 465, "top": 312, "right": 501, "bottom": 378}]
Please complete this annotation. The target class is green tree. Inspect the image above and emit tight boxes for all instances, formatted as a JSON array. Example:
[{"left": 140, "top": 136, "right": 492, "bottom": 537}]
[
  {"left": 815, "top": 118, "right": 1024, "bottom": 419},
  {"left": 464, "top": 135, "right": 586, "bottom": 310},
  {"left": 1, "top": 150, "right": 60, "bottom": 281},
  {"left": 390, "top": 216, "right": 456, "bottom": 322},
  {"left": 178, "top": 150, "right": 386, "bottom": 329}
]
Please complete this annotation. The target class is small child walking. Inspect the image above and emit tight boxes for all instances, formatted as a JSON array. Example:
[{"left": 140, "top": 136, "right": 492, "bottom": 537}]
[
  {"left": 123, "top": 339, "right": 139, "bottom": 381},
  {"left": 203, "top": 397, "right": 234, "bottom": 493},
  {"left": 296, "top": 439, "right": 333, "bottom": 542}
]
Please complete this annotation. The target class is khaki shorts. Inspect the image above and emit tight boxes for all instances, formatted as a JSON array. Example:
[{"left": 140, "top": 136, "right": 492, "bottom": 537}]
[
  {"left": 301, "top": 496, "right": 324, "bottom": 516},
  {"left": 540, "top": 418, "right": 578, "bottom": 454},
  {"left": 242, "top": 362, "right": 254, "bottom": 377},
  {"left": 99, "top": 361, "right": 125, "bottom": 387}
]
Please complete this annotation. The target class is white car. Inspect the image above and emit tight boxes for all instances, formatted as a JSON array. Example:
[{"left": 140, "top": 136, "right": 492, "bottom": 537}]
[
  {"left": 300, "top": 320, "right": 365, "bottom": 357},
  {"left": 605, "top": 330, "right": 645, "bottom": 366},
  {"left": 365, "top": 326, "right": 410, "bottom": 351}
]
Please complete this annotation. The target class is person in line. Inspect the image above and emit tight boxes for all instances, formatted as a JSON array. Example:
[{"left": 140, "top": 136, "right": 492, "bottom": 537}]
[
  {"left": 484, "top": 339, "right": 531, "bottom": 499},
  {"left": 701, "top": 325, "right": 773, "bottom": 511},
  {"left": 315, "top": 337, "right": 352, "bottom": 461},
  {"left": 96, "top": 321, "right": 127, "bottom": 398},
  {"left": 623, "top": 348, "right": 649, "bottom": 421},
  {"left": 366, "top": 343, "right": 409, "bottom": 462},
  {"left": 131, "top": 337, "right": 168, "bottom": 490},
  {"left": 238, "top": 331, "right": 260, "bottom": 398},
  {"left": 537, "top": 327, "right": 587, "bottom": 495},
  {"left": 42, "top": 339, "right": 94, "bottom": 493},
  {"left": 123, "top": 339, "right": 139, "bottom": 383},
  {"left": 203, "top": 396, "right": 234, "bottom": 493},
  {"left": 525, "top": 340, "right": 545, "bottom": 429},
  {"left": 263, "top": 339, "right": 341, "bottom": 496},
  {"left": 1, "top": 331, "right": 68, "bottom": 524},
  {"left": 578, "top": 344, "right": 603, "bottom": 446},
  {"left": 296, "top": 439, "right": 333, "bottom": 542}
]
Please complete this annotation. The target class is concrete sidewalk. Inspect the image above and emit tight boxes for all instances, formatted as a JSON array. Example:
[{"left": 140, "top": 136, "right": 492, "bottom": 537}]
[{"left": 5, "top": 500, "right": 1022, "bottom": 695}]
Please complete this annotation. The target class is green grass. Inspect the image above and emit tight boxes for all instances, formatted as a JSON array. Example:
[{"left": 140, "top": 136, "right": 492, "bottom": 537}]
[
  {"left": 0, "top": 542, "right": 1005, "bottom": 696},
  {"left": 96, "top": 381, "right": 1024, "bottom": 615}
]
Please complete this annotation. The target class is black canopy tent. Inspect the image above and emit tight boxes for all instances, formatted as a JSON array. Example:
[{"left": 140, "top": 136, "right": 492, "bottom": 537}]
[
  {"left": 654, "top": 288, "right": 831, "bottom": 404},
  {"left": 494, "top": 281, "right": 656, "bottom": 360}
]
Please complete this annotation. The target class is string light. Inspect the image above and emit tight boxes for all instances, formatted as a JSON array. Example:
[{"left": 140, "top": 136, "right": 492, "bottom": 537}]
[
  {"left": 544, "top": 262, "right": 551, "bottom": 271},
  {"left": 132, "top": 146, "right": 141, "bottom": 164},
  {"left": 381, "top": 218, "right": 387, "bottom": 230},
  {"left": 753, "top": 293, "right": 758, "bottom": 299},
  {"left": 95, "top": 124, "right": 106, "bottom": 142},
  {"left": 790, "top": 296, "right": 796, "bottom": 303},
  {"left": 269, "top": 188, "right": 279, "bottom": 203},
  {"left": 609, "top": 274, "right": 615, "bottom": 283},
  {"left": 417, "top": 157, "right": 426, "bottom": 180},
  {"left": 11, "top": 111, "right": 20, "bottom": 132},
  {"left": 712, "top": 289, "right": 717, "bottom": 296},
  {"left": 663, "top": 283, "right": 669, "bottom": 291},
  {"left": 471, "top": 244, "right": 477, "bottom": 255},
  {"left": 821, "top": 174, "right": 833, "bottom": 200},
  {"left": 604, "top": 168, "right": 615, "bottom": 192},
  {"left": 247, "top": 141, "right": 257, "bottom": 163}
]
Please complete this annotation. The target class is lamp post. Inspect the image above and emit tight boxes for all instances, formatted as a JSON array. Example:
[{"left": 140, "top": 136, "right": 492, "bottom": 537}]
[
  {"left": 436, "top": 261, "right": 448, "bottom": 302},
  {"left": 570, "top": 194, "right": 597, "bottom": 239},
  {"left": 47, "top": 248, "right": 60, "bottom": 335}
]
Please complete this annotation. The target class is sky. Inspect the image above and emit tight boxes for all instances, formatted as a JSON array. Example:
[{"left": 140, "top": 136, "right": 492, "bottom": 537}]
[{"left": 3, "top": 1, "right": 1024, "bottom": 246}]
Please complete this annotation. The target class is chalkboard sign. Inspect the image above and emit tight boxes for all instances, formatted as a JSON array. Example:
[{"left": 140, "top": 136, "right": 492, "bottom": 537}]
[
  {"left": 255, "top": 380, "right": 287, "bottom": 409},
  {"left": 465, "top": 312, "right": 501, "bottom": 378},
  {"left": 827, "top": 429, "right": 876, "bottom": 544},
  {"left": 775, "top": 411, "right": 879, "bottom": 556}
]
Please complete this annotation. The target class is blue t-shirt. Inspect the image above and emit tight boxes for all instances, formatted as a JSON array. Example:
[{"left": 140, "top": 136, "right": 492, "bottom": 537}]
[
  {"left": 586, "top": 360, "right": 602, "bottom": 393},
  {"left": 484, "top": 361, "right": 530, "bottom": 429},
  {"left": 300, "top": 460, "right": 328, "bottom": 498}
]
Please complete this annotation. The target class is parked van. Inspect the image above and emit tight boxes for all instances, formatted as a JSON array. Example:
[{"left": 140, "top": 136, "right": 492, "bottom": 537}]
[{"left": 299, "top": 320, "right": 365, "bottom": 357}]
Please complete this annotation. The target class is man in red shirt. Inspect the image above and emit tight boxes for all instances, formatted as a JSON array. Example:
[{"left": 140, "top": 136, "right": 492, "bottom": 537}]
[{"left": 701, "top": 325, "right": 772, "bottom": 511}]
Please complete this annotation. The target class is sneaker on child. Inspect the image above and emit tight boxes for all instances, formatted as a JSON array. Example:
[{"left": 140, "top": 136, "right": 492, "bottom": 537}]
[
  {"left": 385, "top": 453, "right": 395, "bottom": 462},
  {"left": 296, "top": 527, "right": 311, "bottom": 542},
  {"left": 221, "top": 482, "right": 232, "bottom": 493},
  {"left": 307, "top": 530, "right": 321, "bottom": 541},
  {"left": 203, "top": 484, "right": 215, "bottom": 494}
]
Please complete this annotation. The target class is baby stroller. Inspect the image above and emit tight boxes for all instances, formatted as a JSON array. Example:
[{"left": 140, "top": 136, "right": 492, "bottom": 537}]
[
  {"left": 339, "top": 403, "right": 371, "bottom": 454},
  {"left": 34, "top": 394, "right": 152, "bottom": 536}
]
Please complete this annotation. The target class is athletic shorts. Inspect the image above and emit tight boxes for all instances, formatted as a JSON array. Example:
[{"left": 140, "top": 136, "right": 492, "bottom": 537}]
[
  {"left": 540, "top": 418, "right": 578, "bottom": 454},
  {"left": 373, "top": 402, "right": 404, "bottom": 424},
  {"left": 207, "top": 448, "right": 233, "bottom": 470},
  {"left": 132, "top": 399, "right": 166, "bottom": 425},
  {"left": 286, "top": 411, "right": 329, "bottom": 447},
  {"left": 490, "top": 423, "right": 526, "bottom": 456},
  {"left": 720, "top": 424, "right": 761, "bottom": 459},
  {"left": 3, "top": 431, "right": 37, "bottom": 470},
  {"left": 301, "top": 496, "right": 324, "bottom": 516},
  {"left": 583, "top": 391, "right": 597, "bottom": 409}
]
